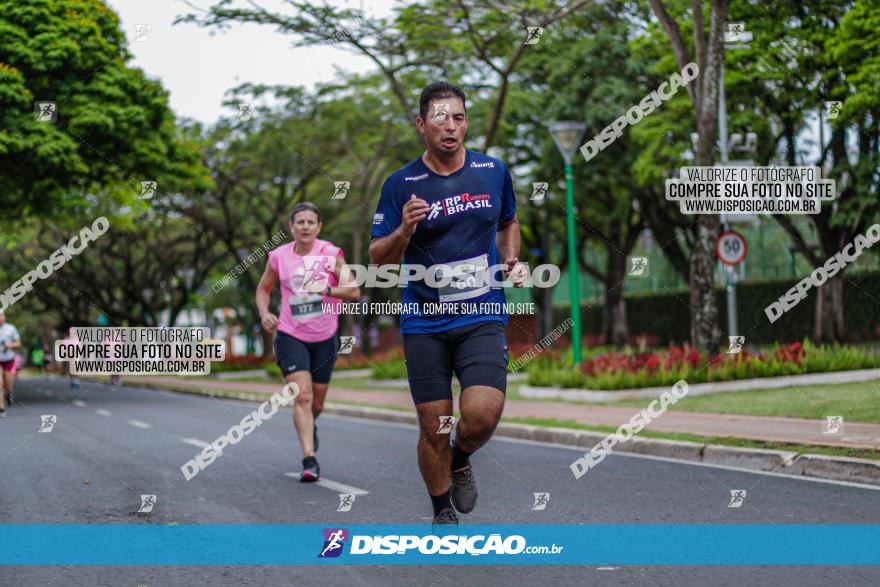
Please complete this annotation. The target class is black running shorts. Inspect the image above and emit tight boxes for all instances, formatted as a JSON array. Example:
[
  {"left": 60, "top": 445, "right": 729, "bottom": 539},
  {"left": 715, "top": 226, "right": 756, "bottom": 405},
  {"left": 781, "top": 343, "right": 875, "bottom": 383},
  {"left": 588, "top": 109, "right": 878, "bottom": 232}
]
[
  {"left": 402, "top": 320, "right": 509, "bottom": 405},
  {"left": 274, "top": 331, "right": 337, "bottom": 384}
]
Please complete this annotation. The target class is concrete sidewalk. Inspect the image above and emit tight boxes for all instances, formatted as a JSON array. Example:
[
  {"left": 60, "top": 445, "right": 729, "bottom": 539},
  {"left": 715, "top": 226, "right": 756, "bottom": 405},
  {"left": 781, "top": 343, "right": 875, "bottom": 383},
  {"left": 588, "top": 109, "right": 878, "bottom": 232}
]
[{"left": 126, "top": 376, "right": 880, "bottom": 451}]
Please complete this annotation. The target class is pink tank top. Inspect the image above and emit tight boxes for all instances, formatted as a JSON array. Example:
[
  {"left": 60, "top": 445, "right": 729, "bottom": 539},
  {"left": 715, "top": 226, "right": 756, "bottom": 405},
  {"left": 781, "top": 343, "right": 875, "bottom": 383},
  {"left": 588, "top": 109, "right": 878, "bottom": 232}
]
[{"left": 269, "top": 239, "right": 342, "bottom": 342}]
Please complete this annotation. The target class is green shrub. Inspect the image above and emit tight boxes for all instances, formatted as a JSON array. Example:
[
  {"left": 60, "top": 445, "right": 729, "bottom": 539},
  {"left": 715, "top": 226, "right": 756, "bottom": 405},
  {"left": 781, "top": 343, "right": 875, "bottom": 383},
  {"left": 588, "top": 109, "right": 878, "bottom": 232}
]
[
  {"left": 526, "top": 340, "right": 880, "bottom": 390},
  {"left": 370, "top": 356, "right": 408, "bottom": 379}
]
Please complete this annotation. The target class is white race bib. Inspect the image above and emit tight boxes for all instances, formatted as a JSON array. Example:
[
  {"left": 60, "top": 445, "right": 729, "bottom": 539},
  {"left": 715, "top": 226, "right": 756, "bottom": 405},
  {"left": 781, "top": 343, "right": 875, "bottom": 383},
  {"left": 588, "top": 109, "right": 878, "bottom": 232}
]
[
  {"left": 433, "top": 254, "right": 490, "bottom": 302},
  {"left": 288, "top": 270, "right": 324, "bottom": 320}
]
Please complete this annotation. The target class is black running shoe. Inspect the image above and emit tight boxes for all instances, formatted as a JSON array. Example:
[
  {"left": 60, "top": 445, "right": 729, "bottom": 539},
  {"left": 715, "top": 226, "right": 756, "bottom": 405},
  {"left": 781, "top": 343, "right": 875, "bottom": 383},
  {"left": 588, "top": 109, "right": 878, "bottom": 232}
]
[
  {"left": 0, "top": 409, "right": 6, "bottom": 419},
  {"left": 450, "top": 466, "right": 478, "bottom": 513},
  {"left": 313, "top": 422, "right": 319, "bottom": 453},
  {"left": 301, "top": 456, "right": 320, "bottom": 482},
  {"left": 432, "top": 507, "right": 459, "bottom": 528}
]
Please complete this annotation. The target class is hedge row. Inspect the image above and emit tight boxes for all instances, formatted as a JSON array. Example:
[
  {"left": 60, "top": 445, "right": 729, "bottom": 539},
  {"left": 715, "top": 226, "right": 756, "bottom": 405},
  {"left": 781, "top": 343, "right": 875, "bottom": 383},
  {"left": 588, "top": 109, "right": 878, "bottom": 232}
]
[{"left": 557, "top": 271, "right": 880, "bottom": 345}]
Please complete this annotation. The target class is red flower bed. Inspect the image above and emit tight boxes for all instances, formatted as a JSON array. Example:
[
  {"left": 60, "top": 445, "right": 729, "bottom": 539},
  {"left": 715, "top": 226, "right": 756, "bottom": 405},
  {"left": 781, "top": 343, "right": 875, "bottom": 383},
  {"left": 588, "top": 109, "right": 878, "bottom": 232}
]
[
  {"left": 579, "top": 343, "right": 781, "bottom": 377},
  {"left": 773, "top": 342, "right": 805, "bottom": 364}
]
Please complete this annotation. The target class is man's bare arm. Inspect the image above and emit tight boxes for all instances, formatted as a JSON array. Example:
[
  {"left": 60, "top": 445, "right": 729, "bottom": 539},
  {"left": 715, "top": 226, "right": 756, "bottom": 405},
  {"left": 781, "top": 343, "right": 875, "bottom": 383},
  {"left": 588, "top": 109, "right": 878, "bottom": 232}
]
[{"left": 496, "top": 216, "right": 525, "bottom": 287}]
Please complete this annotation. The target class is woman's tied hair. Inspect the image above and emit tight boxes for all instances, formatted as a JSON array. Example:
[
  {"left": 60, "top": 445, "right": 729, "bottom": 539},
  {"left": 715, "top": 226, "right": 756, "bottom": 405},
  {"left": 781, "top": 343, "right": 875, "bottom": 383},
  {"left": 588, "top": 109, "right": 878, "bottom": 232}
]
[{"left": 290, "top": 201, "right": 321, "bottom": 223}]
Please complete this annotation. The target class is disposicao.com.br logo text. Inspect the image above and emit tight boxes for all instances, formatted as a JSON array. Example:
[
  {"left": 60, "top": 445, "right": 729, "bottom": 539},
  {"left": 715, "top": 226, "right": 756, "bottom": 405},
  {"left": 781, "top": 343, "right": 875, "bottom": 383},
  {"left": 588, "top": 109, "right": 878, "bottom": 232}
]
[{"left": 318, "top": 528, "right": 564, "bottom": 558}]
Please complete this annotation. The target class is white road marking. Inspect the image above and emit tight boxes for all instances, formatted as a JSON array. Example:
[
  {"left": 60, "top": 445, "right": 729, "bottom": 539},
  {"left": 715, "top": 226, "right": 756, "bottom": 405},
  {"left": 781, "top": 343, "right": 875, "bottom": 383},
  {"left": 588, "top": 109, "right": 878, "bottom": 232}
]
[
  {"left": 181, "top": 438, "right": 210, "bottom": 449},
  {"left": 72, "top": 400, "right": 87, "bottom": 407},
  {"left": 323, "top": 414, "right": 880, "bottom": 492},
  {"left": 496, "top": 435, "right": 880, "bottom": 492},
  {"left": 283, "top": 473, "right": 369, "bottom": 495},
  {"left": 96, "top": 409, "right": 112, "bottom": 416},
  {"left": 597, "top": 567, "right": 620, "bottom": 571},
  {"left": 127, "top": 419, "right": 152, "bottom": 429}
]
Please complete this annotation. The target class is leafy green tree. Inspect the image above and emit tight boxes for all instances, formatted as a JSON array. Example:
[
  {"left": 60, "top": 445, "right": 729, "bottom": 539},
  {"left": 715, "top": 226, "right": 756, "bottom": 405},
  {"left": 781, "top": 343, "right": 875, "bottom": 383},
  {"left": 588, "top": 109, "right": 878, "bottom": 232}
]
[
  {"left": 507, "top": 1, "right": 660, "bottom": 345},
  {"left": 0, "top": 212, "right": 223, "bottom": 329},
  {"left": 723, "top": 0, "right": 879, "bottom": 341},
  {"left": 0, "top": 0, "right": 205, "bottom": 218}
]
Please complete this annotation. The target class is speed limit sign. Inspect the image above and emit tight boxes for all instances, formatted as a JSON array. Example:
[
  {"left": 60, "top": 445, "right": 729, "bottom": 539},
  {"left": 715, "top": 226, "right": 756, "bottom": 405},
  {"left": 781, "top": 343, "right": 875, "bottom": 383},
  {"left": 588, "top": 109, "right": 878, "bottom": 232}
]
[{"left": 717, "top": 230, "right": 747, "bottom": 265}]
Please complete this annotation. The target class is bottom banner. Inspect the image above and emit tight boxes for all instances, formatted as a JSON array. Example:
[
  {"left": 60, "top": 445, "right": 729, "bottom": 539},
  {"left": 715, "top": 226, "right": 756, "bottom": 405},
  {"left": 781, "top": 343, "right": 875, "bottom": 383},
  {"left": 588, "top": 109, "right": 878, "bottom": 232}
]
[{"left": 2, "top": 524, "right": 879, "bottom": 565}]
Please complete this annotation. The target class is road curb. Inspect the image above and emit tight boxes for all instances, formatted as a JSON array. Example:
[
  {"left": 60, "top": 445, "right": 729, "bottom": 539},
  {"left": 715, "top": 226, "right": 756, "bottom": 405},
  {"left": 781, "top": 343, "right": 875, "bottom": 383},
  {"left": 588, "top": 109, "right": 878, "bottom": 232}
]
[
  {"left": 322, "top": 404, "right": 880, "bottom": 488},
  {"left": 786, "top": 454, "right": 880, "bottom": 486},
  {"left": 122, "top": 379, "right": 880, "bottom": 488}
]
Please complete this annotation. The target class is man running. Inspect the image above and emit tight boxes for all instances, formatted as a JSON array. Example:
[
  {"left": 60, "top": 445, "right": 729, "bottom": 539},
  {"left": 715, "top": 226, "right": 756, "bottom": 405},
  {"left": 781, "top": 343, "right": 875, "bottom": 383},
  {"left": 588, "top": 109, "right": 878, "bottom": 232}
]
[
  {"left": 0, "top": 312, "right": 22, "bottom": 416},
  {"left": 370, "top": 81, "right": 525, "bottom": 526},
  {"left": 257, "top": 202, "right": 361, "bottom": 481}
]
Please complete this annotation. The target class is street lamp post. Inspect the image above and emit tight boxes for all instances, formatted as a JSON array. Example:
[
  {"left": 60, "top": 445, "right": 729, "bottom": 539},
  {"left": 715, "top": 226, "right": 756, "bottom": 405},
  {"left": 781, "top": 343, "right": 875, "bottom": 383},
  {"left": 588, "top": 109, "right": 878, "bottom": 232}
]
[{"left": 547, "top": 121, "right": 587, "bottom": 365}]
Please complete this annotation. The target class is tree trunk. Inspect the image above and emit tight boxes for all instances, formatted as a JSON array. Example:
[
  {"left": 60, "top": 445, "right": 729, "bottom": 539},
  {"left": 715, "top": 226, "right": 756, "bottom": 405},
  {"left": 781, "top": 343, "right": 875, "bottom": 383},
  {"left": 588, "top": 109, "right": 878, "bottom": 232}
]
[
  {"left": 690, "top": 214, "right": 722, "bottom": 352},
  {"left": 813, "top": 274, "right": 846, "bottom": 343},
  {"left": 602, "top": 243, "right": 629, "bottom": 347}
]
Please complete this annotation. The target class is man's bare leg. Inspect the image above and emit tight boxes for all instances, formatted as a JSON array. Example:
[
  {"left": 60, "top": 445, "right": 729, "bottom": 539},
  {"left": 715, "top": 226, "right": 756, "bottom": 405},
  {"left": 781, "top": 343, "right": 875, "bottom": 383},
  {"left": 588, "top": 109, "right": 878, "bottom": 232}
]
[
  {"left": 415, "top": 399, "right": 454, "bottom": 495},
  {"left": 448, "top": 385, "right": 504, "bottom": 514},
  {"left": 455, "top": 385, "right": 505, "bottom": 456}
]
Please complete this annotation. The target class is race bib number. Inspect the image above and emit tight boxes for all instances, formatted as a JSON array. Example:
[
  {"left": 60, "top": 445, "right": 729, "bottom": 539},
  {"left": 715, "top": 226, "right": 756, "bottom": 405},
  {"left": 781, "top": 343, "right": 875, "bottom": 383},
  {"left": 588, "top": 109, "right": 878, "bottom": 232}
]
[
  {"left": 289, "top": 293, "right": 324, "bottom": 320},
  {"left": 288, "top": 267, "right": 326, "bottom": 320},
  {"left": 434, "top": 254, "right": 490, "bottom": 302}
]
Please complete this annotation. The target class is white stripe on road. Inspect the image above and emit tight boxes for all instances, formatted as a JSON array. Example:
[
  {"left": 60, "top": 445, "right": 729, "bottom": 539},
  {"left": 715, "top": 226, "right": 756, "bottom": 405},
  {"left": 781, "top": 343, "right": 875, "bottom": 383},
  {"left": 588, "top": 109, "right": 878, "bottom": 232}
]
[
  {"left": 181, "top": 438, "right": 210, "bottom": 449},
  {"left": 493, "top": 434, "right": 880, "bottom": 492},
  {"left": 95, "top": 409, "right": 112, "bottom": 416},
  {"left": 283, "top": 473, "right": 369, "bottom": 495},
  {"left": 127, "top": 419, "right": 152, "bottom": 429},
  {"left": 72, "top": 400, "right": 86, "bottom": 407}
]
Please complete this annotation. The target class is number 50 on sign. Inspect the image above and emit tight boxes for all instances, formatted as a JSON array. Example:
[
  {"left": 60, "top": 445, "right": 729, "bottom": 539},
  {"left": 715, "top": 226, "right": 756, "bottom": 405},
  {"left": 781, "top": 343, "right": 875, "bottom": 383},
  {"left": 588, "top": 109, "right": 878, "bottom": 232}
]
[{"left": 717, "top": 231, "right": 747, "bottom": 265}]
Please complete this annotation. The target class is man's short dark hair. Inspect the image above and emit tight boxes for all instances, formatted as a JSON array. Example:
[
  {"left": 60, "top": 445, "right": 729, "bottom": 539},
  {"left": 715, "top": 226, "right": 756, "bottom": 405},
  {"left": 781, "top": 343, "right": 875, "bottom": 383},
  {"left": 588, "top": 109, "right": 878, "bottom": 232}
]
[{"left": 419, "top": 82, "right": 467, "bottom": 121}]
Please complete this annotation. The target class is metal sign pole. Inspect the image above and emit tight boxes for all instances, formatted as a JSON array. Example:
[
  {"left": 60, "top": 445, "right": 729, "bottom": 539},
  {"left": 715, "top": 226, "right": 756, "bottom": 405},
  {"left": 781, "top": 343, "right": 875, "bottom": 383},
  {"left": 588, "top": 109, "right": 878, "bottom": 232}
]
[{"left": 719, "top": 62, "right": 738, "bottom": 336}]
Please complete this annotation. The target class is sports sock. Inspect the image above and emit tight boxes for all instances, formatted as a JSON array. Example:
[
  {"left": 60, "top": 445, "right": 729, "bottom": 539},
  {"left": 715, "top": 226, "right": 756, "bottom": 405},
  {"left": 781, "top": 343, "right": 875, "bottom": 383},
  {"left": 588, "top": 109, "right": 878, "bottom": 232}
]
[
  {"left": 430, "top": 489, "right": 453, "bottom": 516},
  {"left": 451, "top": 440, "right": 474, "bottom": 472}
]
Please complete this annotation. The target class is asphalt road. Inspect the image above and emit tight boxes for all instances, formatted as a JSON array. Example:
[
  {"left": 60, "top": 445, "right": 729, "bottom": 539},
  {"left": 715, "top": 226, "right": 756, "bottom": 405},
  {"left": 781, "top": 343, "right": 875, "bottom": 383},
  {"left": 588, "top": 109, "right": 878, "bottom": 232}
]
[{"left": 2, "top": 376, "right": 879, "bottom": 586}]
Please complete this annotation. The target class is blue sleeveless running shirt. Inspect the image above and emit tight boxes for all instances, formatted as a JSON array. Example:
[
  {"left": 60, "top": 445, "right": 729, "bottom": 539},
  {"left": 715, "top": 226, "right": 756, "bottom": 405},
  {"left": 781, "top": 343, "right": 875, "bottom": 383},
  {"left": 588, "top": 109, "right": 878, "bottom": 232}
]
[{"left": 371, "top": 149, "right": 517, "bottom": 334}]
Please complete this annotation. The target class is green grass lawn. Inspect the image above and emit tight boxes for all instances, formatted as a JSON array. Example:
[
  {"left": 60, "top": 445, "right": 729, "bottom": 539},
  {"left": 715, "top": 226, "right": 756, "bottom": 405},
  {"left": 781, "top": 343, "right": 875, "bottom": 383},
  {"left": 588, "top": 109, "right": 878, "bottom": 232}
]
[
  {"left": 140, "top": 372, "right": 880, "bottom": 423},
  {"left": 597, "top": 380, "right": 880, "bottom": 422},
  {"left": 322, "top": 373, "right": 880, "bottom": 423}
]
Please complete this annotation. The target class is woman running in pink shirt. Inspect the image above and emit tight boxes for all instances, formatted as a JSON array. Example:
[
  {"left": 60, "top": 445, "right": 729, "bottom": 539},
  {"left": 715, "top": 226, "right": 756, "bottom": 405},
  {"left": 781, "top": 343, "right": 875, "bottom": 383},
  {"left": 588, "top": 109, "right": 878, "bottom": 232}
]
[{"left": 256, "top": 202, "right": 360, "bottom": 481}]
